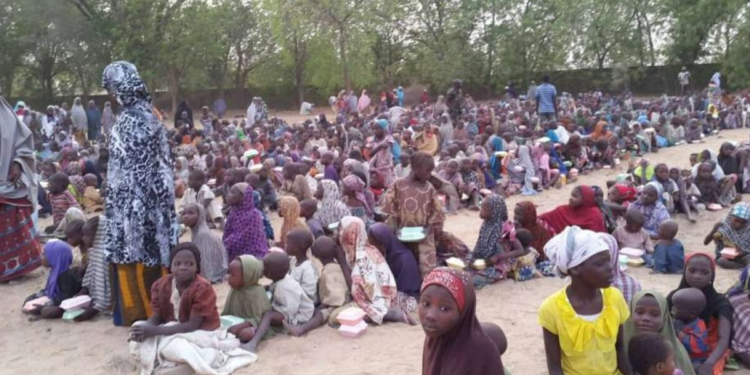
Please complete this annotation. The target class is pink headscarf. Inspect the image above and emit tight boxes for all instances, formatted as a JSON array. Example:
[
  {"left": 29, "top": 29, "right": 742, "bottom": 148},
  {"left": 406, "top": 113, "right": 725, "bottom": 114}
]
[{"left": 342, "top": 174, "right": 372, "bottom": 215}]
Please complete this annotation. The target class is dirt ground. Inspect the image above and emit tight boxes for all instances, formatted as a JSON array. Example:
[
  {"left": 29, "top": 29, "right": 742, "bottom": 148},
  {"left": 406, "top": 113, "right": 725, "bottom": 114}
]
[{"left": 2, "top": 125, "right": 750, "bottom": 375}]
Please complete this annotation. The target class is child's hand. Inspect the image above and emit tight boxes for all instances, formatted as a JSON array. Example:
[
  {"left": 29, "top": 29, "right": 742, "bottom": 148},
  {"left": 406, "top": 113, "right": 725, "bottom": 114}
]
[{"left": 129, "top": 324, "right": 156, "bottom": 342}]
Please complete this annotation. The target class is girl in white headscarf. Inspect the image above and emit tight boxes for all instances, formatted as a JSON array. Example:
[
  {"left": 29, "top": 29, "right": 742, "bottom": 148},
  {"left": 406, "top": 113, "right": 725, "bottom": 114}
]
[
  {"left": 539, "top": 226, "right": 631, "bottom": 375},
  {"left": 71, "top": 97, "right": 88, "bottom": 144}
]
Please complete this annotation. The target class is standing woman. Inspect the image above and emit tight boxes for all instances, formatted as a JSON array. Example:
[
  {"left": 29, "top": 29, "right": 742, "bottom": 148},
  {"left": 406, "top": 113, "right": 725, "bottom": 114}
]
[
  {"left": 101, "top": 61, "right": 178, "bottom": 326},
  {"left": 368, "top": 119, "right": 395, "bottom": 187},
  {"left": 71, "top": 97, "right": 88, "bottom": 145},
  {"left": 85, "top": 100, "right": 102, "bottom": 141},
  {"left": 102, "top": 101, "right": 116, "bottom": 139},
  {"left": 0, "top": 90, "right": 42, "bottom": 282}
]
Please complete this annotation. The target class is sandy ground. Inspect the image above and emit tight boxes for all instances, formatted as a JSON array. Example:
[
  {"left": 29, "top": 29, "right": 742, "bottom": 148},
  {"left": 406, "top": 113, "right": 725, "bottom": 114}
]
[{"left": 2, "top": 127, "right": 750, "bottom": 375}]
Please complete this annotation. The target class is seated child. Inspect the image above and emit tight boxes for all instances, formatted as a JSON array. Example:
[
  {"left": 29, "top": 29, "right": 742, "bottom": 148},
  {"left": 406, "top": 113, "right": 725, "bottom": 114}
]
[
  {"left": 394, "top": 152, "right": 411, "bottom": 179},
  {"left": 628, "top": 332, "right": 682, "bottom": 375},
  {"left": 243, "top": 252, "right": 316, "bottom": 352},
  {"left": 224, "top": 255, "right": 272, "bottom": 343},
  {"left": 81, "top": 173, "right": 104, "bottom": 213},
  {"left": 285, "top": 228, "right": 319, "bottom": 303},
  {"left": 128, "top": 243, "right": 221, "bottom": 342},
  {"left": 300, "top": 199, "right": 325, "bottom": 239},
  {"left": 652, "top": 220, "right": 684, "bottom": 274},
  {"left": 671, "top": 288, "right": 709, "bottom": 367},
  {"left": 510, "top": 228, "right": 544, "bottom": 281},
  {"left": 312, "top": 236, "right": 349, "bottom": 323},
  {"left": 184, "top": 169, "right": 224, "bottom": 229},
  {"left": 24, "top": 241, "right": 82, "bottom": 320},
  {"left": 612, "top": 209, "right": 654, "bottom": 262},
  {"left": 481, "top": 322, "right": 508, "bottom": 374},
  {"left": 45, "top": 172, "right": 82, "bottom": 234}
]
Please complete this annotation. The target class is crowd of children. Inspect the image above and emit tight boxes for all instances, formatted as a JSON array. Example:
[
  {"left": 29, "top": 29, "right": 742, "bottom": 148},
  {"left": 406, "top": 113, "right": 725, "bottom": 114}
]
[{"left": 7, "top": 67, "right": 750, "bottom": 375}]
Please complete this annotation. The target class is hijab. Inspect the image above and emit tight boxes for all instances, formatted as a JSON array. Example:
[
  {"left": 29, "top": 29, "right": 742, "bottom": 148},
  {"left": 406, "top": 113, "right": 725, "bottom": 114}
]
[
  {"left": 221, "top": 255, "right": 271, "bottom": 324},
  {"left": 718, "top": 202, "right": 750, "bottom": 253},
  {"left": 176, "top": 156, "right": 190, "bottom": 181},
  {"left": 539, "top": 185, "right": 606, "bottom": 233},
  {"left": 369, "top": 223, "right": 421, "bottom": 297},
  {"left": 223, "top": 184, "right": 268, "bottom": 261},
  {"left": 667, "top": 253, "right": 733, "bottom": 326},
  {"left": 508, "top": 145, "right": 537, "bottom": 196},
  {"left": 623, "top": 291, "right": 696, "bottom": 375},
  {"left": 43, "top": 241, "right": 74, "bottom": 301},
  {"left": 421, "top": 267, "right": 503, "bottom": 375},
  {"left": 473, "top": 194, "right": 511, "bottom": 260},
  {"left": 71, "top": 97, "right": 88, "bottom": 130},
  {"left": 0, "top": 93, "right": 37, "bottom": 206},
  {"left": 515, "top": 201, "right": 555, "bottom": 260},
  {"left": 599, "top": 233, "right": 641, "bottom": 302},
  {"left": 314, "top": 180, "right": 349, "bottom": 227},
  {"left": 278, "top": 196, "right": 307, "bottom": 245},
  {"left": 188, "top": 203, "right": 228, "bottom": 283},
  {"left": 342, "top": 174, "right": 372, "bottom": 215}
]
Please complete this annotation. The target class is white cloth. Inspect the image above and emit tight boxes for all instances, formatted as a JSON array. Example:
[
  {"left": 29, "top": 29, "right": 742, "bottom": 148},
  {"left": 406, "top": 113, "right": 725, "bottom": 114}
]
[
  {"left": 130, "top": 323, "right": 257, "bottom": 375},
  {"left": 245, "top": 103, "right": 257, "bottom": 126},
  {"left": 543, "top": 226, "right": 608, "bottom": 277},
  {"left": 554, "top": 126, "right": 570, "bottom": 144}
]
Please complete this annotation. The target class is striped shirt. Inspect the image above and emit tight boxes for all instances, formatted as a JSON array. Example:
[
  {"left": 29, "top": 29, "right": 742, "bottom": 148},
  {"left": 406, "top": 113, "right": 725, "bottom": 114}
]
[
  {"left": 535, "top": 83, "right": 557, "bottom": 114},
  {"left": 49, "top": 190, "right": 81, "bottom": 226},
  {"left": 82, "top": 217, "right": 111, "bottom": 312}
]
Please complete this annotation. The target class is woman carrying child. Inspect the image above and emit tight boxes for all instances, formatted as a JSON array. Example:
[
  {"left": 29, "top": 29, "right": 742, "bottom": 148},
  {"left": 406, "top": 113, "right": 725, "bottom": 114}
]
[
  {"left": 467, "top": 194, "right": 524, "bottom": 288},
  {"left": 539, "top": 226, "right": 632, "bottom": 375},
  {"left": 623, "top": 291, "right": 696, "bottom": 375},
  {"left": 667, "top": 253, "right": 733, "bottom": 375},
  {"left": 704, "top": 202, "right": 750, "bottom": 269},
  {"left": 420, "top": 267, "right": 504, "bottom": 375}
]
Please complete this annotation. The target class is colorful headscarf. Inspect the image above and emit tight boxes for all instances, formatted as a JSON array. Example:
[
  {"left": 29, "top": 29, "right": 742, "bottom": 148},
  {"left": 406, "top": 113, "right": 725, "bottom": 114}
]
[
  {"left": 473, "top": 194, "right": 512, "bottom": 261},
  {"left": 614, "top": 183, "right": 637, "bottom": 201},
  {"left": 515, "top": 201, "right": 555, "bottom": 260},
  {"left": 278, "top": 196, "right": 307, "bottom": 245},
  {"left": 718, "top": 202, "right": 750, "bottom": 254},
  {"left": 342, "top": 174, "right": 372, "bottom": 215},
  {"left": 314, "top": 180, "right": 350, "bottom": 227},
  {"left": 223, "top": 184, "right": 268, "bottom": 261},
  {"left": 43, "top": 241, "right": 74, "bottom": 301}
]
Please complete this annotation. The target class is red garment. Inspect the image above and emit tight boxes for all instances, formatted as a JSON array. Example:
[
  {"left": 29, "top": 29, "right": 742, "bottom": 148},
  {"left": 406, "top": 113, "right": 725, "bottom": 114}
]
[
  {"left": 614, "top": 184, "right": 637, "bottom": 202},
  {"left": 150, "top": 274, "right": 221, "bottom": 331},
  {"left": 515, "top": 201, "right": 556, "bottom": 260},
  {"left": 539, "top": 185, "right": 606, "bottom": 233}
]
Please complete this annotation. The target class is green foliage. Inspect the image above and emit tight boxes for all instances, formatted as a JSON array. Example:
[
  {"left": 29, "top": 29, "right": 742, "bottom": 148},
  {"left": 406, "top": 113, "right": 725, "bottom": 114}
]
[{"left": 2, "top": 0, "right": 750, "bottom": 108}]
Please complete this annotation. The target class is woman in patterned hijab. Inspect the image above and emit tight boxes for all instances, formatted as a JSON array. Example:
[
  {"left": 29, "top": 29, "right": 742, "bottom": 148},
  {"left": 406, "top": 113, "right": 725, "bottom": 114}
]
[{"left": 101, "top": 61, "right": 178, "bottom": 326}]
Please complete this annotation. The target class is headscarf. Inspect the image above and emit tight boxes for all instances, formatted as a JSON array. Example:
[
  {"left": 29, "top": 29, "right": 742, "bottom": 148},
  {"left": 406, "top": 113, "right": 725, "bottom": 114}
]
[
  {"left": 358, "top": 90, "right": 371, "bottom": 112},
  {"left": 339, "top": 216, "right": 397, "bottom": 324},
  {"left": 176, "top": 156, "right": 190, "bottom": 181},
  {"left": 438, "top": 114, "right": 454, "bottom": 149},
  {"left": 623, "top": 291, "right": 697, "bottom": 375},
  {"left": 667, "top": 253, "right": 733, "bottom": 327},
  {"left": 342, "top": 174, "right": 372, "bottom": 215},
  {"left": 314, "top": 180, "right": 349, "bottom": 227},
  {"left": 717, "top": 202, "right": 750, "bottom": 253},
  {"left": 222, "top": 255, "right": 271, "bottom": 324},
  {"left": 539, "top": 185, "right": 606, "bottom": 233},
  {"left": 543, "top": 226, "right": 609, "bottom": 277},
  {"left": 71, "top": 97, "right": 88, "bottom": 131},
  {"left": 223, "top": 184, "right": 268, "bottom": 261},
  {"left": 102, "top": 102, "right": 115, "bottom": 134},
  {"left": 369, "top": 223, "right": 421, "bottom": 297},
  {"left": 473, "top": 194, "right": 511, "bottom": 260},
  {"left": 0, "top": 93, "right": 38, "bottom": 206},
  {"left": 252, "top": 190, "right": 275, "bottom": 240},
  {"left": 101, "top": 61, "right": 177, "bottom": 266},
  {"left": 421, "top": 268, "right": 503, "bottom": 375},
  {"left": 86, "top": 100, "right": 102, "bottom": 140},
  {"left": 591, "top": 121, "right": 610, "bottom": 141},
  {"left": 278, "top": 196, "right": 307, "bottom": 245},
  {"left": 515, "top": 201, "right": 555, "bottom": 260},
  {"left": 599, "top": 233, "right": 641, "bottom": 302},
  {"left": 43, "top": 241, "right": 74, "bottom": 301},
  {"left": 188, "top": 203, "right": 228, "bottom": 283},
  {"left": 613, "top": 183, "right": 637, "bottom": 202},
  {"left": 508, "top": 145, "right": 537, "bottom": 196}
]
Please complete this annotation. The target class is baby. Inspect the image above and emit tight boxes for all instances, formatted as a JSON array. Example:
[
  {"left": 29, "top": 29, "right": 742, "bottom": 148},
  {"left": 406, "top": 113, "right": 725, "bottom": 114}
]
[
  {"left": 612, "top": 209, "right": 654, "bottom": 263},
  {"left": 652, "top": 220, "right": 684, "bottom": 274},
  {"left": 671, "top": 287, "right": 709, "bottom": 367},
  {"left": 81, "top": 173, "right": 104, "bottom": 213},
  {"left": 511, "top": 228, "right": 544, "bottom": 281}
]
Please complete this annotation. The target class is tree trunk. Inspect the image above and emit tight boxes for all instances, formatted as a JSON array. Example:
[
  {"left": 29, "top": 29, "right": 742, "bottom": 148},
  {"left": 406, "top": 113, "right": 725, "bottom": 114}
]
[{"left": 338, "top": 25, "right": 350, "bottom": 90}]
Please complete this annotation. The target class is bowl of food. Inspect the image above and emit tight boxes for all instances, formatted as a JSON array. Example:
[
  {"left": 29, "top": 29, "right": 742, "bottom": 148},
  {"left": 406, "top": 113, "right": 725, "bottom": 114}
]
[
  {"left": 472, "top": 259, "right": 487, "bottom": 270},
  {"left": 446, "top": 257, "right": 466, "bottom": 270}
]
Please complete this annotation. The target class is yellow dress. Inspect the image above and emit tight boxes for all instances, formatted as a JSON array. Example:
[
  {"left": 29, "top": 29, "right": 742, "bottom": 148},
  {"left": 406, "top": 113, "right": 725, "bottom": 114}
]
[{"left": 538, "top": 287, "right": 629, "bottom": 375}]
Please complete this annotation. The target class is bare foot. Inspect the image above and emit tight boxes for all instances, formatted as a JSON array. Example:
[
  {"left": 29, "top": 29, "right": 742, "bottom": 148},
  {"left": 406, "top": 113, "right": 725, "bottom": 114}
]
[
  {"left": 283, "top": 320, "right": 305, "bottom": 337},
  {"left": 241, "top": 342, "right": 257, "bottom": 353},
  {"left": 74, "top": 307, "right": 99, "bottom": 322}
]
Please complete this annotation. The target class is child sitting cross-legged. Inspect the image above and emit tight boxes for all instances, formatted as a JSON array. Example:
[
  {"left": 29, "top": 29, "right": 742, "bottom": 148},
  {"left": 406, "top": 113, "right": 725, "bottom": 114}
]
[
  {"left": 613, "top": 209, "right": 654, "bottom": 264},
  {"left": 312, "top": 236, "right": 350, "bottom": 324},
  {"left": 243, "top": 252, "right": 317, "bottom": 353},
  {"left": 224, "top": 255, "right": 271, "bottom": 344},
  {"left": 510, "top": 228, "right": 546, "bottom": 281},
  {"left": 652, "top": 220, "right": 685, "bottom": 274}
]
